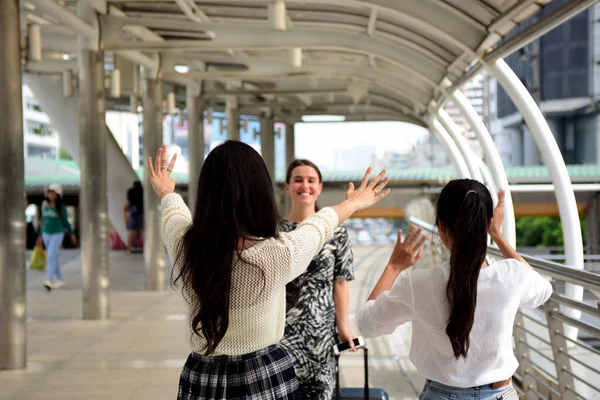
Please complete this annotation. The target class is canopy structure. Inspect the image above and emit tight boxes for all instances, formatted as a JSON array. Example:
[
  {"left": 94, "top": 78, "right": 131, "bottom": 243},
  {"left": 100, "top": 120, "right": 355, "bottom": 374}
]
[{"left": 23, "top": 0, "right": 593, "bottom": 125}]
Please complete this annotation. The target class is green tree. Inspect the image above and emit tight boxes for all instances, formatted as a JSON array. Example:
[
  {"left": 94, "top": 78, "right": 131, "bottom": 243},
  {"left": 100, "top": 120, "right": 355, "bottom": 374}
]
[
  {"left": 516, "top": 216, "right": 587, "bottom": 248},
  {"left": 59, "top": 147, "right": 72, "bottom": 160}
]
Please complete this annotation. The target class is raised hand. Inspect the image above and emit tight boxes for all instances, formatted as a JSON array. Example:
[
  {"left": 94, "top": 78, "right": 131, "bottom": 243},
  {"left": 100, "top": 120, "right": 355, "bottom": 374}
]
[
  {"left": 388, "top": 226, "right": 427, "bottom": 272},
  {"left": 147, "top": 144, "right": 178, "bottom": 198},
  {"left": 345, "top": 167, "right": 390, "bottom": 211}
]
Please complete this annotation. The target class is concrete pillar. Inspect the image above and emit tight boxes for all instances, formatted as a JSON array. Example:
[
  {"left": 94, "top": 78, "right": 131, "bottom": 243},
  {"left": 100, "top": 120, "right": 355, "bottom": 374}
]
[
  {"left": 187, "top": 86, "right": 205, "bottom": 210},
  {"left": 0, "top": 0, "right": 27, "bottom": 370},
  {"left": 522, "top": 125, "right": 539, "bottom": 166},
  {"left": 142, "top": 77, "right": 167, "bottom": 291},
  {"left": 285, "top": 122, "right": 296, "bottom": 165},
  {"left": 226, "top": 107, "right": 240, "bottom": 141},
  {"left": 78, "top": 1, "right": 110, "bottom": 320},
  {"left": 260, "top": 116, "right": 275, "bottom": 180},
  {"left": 588, "top": 194, "right": 599, "bottom": 254}
]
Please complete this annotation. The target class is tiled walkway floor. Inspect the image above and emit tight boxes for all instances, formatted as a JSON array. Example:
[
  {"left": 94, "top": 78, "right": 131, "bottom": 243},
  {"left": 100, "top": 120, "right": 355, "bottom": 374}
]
[{"left": 0, "top": 247, "right": 423, "bottom": 400}]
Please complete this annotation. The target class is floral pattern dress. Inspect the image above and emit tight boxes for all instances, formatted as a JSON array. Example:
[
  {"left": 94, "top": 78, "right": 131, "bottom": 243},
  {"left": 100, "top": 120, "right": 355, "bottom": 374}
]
[{"left": 279, "top": 219, "right": 355, "bottom": 400}]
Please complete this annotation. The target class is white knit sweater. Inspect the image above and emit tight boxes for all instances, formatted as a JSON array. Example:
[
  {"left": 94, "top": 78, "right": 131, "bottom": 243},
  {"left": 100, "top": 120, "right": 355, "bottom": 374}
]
[{"left": 160, "top": 193, "right": 339, "bottom": 356}]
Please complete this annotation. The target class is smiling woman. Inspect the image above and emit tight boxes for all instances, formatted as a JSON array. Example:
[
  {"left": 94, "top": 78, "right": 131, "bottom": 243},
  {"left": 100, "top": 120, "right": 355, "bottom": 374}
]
[{"left": 281, "top": 159, "right": 358, "bottom": 400}]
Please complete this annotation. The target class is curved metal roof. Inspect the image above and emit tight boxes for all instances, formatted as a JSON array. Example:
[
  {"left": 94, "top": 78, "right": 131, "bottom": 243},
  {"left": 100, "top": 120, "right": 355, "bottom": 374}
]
[{"left": 24, "top": 0, "right": 595, "bottom": 125}]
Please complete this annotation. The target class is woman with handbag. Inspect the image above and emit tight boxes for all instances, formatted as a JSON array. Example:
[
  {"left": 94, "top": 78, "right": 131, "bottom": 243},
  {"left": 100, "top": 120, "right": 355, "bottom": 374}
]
[
  {"left": 38, "top": 183, "right": 77, "bottom": 291},
  {"left": 147, "top": 141, "right": 390, "bottom": 399}
]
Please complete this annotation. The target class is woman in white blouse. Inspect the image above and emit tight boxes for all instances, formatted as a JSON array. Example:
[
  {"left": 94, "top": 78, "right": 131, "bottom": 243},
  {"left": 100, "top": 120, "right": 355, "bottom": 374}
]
[
  {"left": 358, "top": 179, "right": 552, "bottom": 400},
  {"left": 147, "top": 142, "right": 390, "bottom": 400}
]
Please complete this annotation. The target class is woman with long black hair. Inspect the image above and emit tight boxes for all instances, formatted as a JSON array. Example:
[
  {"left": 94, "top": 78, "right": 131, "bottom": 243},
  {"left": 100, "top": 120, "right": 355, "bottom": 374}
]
[
  {"left": 147, "top": 141, "right": 390, "bottom": 400},
  {"left": 357, "top": 179, "right": 552, "bottom": 400}
]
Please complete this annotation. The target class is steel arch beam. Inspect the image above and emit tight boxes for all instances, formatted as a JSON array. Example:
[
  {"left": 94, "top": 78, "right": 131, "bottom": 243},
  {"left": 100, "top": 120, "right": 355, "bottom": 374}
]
[
  {"left": 99, "top": 16, "right": 444, "bottom": 85},
  {"left": 430, "top": 118, "right": 471, "bottom": 178},
  {"left": 437, "top": 108, "right": 483, "bottom": 182},
  {"left": 448, "top": 89, "right": 516, "bottom": 246},
  {"left": 164, "top": 69, "right": 424, "bottom": 113},
  {"left": 196, "top": 0, "right": 484, "bottom": 52},
  {"left": 162, "top": 54, "right": 433, "bottom": 103},
  {"left": 488, "top": 59, "right": 584, "bottom": 338}
]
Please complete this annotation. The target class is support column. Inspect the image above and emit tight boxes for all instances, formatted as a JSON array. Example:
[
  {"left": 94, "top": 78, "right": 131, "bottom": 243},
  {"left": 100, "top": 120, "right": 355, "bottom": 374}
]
[
  {"left": 285, "top": 122, "right": 296, "bottom": 165},
  {"left": 226, "top": 98, "right": 240, "bottom": 141},
  {"left": 437, "top": 109, "right": 483, "bottom": 182},
  {"left": 78, "top": 2, "right": 109, "bottom": 320},
  {"left": 187, "top": 85, "right": 205, "bottom": 210},
  {"left": 430, "top": 118, "right": 470, "bottom": 178},
  {"left": 143, "top": 77, "right": 166, "bottom": 291},
  {"left": 450, "top": 89, "right": 516, "bottom": 245},
  {"left": 260, "top": 116, "right": 276, "bottom": 180},
  {"left": 488, "top": 59, "right": 584, "bottom": 340},
  {"left": 0, "top": 0, "right": 26, "bottom": 369}
]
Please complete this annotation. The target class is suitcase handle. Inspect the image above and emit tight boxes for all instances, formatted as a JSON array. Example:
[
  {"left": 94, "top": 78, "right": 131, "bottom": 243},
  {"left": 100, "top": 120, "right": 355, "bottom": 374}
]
[{"left": 335, "top": 346, "right": 369, "bottom": 400}]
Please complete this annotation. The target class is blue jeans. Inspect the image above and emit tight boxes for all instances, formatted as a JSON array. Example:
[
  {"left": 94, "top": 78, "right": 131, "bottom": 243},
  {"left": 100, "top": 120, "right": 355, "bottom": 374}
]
[
  {"left": 42, "top": 233, "right": 64, "bottom": 282},
  {"left": 420, "top": 380, "right": 518, "bottom": 400}
]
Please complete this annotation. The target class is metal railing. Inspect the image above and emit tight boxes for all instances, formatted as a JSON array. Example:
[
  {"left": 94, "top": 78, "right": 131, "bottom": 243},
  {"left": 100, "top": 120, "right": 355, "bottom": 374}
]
[{"left": 406, "top": 215, "right": 600, "bottom": 400}]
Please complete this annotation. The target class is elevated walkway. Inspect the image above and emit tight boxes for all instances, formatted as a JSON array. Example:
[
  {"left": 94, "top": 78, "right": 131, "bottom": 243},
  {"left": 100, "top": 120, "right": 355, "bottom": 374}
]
[{"left": 0, "top": 247, "right": 424, "bottom": 400}]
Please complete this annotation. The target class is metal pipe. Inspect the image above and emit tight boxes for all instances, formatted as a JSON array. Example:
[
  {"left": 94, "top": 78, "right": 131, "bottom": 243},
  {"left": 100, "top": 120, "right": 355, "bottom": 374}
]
[
  {"left": 437, "top": 109, "right": 483, "bottom": 182},
  {"left": 488, "top": 59, "right": 584, "bottom": 340},
  {"left": 79, "top": 49, "right": 110, "bottom": 320},
  {"left": 142, "top": 77, "right": 167, "bottom": 291},
  {"left": 449, "top": 89, "right": 516, "bottom": 245},
  {"left": 260, "top": 116, "right": 276, "bottom": 181},
  {"left": 429, "top": 118, "right": 471, "bottom": 179},
  {"left": 0, "top": 0, "right": 27, "bottom": 370},
  {"left": 187, "top": 86, "right": 205, "bottom": 210}
]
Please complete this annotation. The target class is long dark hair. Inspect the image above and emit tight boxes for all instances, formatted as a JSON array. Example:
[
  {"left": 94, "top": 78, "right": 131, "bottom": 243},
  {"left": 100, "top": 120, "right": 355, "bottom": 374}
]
[
  {"left": 174, "top": 141, "right": 280, "bottom": 355},
  {"left": 436, "top": 179, "right": 493, "bottom": 359},
  {"left": 284, "top": 159, "right": 323, "bottom": 309}
]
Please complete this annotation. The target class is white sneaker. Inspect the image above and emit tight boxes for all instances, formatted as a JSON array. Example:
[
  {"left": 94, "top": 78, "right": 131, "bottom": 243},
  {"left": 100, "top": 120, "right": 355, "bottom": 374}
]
[
  {"left": 54, "top": 280, "right": 65, "bottom": 289},
  {"left": 43, "top": 280, "right": 53, "bottom": 291}
]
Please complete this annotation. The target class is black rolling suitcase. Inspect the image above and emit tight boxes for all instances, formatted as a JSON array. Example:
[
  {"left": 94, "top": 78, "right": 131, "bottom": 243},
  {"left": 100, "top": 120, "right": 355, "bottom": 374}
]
[{"left": 335, "top": 347, "right": 389, "bottom": 400}]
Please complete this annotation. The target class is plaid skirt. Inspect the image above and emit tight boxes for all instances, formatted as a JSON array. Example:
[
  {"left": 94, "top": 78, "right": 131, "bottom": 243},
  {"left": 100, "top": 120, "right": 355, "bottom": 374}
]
[{"left": 178, "top": 344, "right": 301, "bottom": 400}]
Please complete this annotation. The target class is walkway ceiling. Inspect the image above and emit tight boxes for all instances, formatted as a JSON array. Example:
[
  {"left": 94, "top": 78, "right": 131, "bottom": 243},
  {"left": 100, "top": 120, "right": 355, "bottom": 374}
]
[{"left": 22, "top": 0, "right": 595, "bottom": 125}]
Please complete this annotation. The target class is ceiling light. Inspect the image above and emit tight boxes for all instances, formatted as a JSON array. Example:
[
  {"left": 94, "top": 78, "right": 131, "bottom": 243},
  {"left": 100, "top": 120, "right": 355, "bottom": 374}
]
[
  {"left": 62, "top": 53, "right": 70, "bottom": 60},
  {"left": 301, "top": 115, "right": 346, "bottom": 122},
  {"left": 174, "top": 64, "right": 189, "bottom": 74}
]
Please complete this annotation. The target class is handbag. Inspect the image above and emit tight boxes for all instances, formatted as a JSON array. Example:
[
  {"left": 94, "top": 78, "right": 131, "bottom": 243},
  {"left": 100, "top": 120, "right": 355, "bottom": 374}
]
[{"left": 28, "top": 244, "right": 47, "bottom": 271}]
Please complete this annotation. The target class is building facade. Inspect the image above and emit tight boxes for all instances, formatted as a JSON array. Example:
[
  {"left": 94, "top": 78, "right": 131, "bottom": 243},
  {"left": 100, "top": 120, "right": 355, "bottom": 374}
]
[
  {"left": 492, "top": 1, "right": 600, "bottom": 166},
  {"left": 22, "top": 85, "right": 60, "bottom": 159}
]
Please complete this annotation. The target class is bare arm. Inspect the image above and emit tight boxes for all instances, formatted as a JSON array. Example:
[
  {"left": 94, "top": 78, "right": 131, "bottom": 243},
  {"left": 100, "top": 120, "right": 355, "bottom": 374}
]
[
  {"left": 489, "top": 189, "right": 534, "bottom": 271},
  {"left": 334, "top": 280, "right": 354, "bottom": 342}
]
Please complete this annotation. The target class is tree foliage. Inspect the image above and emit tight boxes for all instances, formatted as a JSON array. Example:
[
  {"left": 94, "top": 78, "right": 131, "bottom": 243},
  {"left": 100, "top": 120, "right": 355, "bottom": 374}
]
[{"left": 515, "top": 217, "right": 587, "bottom": 248}]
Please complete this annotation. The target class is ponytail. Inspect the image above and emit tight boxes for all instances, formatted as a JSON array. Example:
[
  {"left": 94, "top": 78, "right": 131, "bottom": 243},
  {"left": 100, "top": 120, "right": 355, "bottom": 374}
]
[{"left": 436, "top": 180, "right": 493, "bottom": 359}]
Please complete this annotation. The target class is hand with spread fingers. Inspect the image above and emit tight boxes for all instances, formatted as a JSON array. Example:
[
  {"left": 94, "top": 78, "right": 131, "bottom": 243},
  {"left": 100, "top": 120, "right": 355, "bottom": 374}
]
[
  {"left": 147, "top": 144, "right": 178, "bottom": 199},
  {"left": 345, "top": 167, "right": 391, "bottom": 210},
  {"left": 388, "top": 226, "right": 427, "bottom": 272}
]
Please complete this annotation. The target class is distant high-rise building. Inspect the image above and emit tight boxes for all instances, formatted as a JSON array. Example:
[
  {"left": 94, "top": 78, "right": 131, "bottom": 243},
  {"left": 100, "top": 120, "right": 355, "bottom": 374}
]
[
  {"left": 491, "top": 1, "right": 600, "bottom": 166},
  {"left": 22, "top": 85, "right": 60, "bottom": 159}
]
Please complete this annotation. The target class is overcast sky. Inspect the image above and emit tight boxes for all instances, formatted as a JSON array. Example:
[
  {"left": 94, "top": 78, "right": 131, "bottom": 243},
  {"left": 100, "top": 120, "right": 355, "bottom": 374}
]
[{"left": 293, "top": 121, "right": 428, "bottom": 170}]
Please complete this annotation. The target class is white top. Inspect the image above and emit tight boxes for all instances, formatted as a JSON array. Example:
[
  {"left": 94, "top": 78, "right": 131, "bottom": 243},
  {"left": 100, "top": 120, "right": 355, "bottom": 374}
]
[
  {"left": 357, "top": 259, "right": 553, "bottom": 388},
  {"left": 160, "top": 193, "right": 339, "bottom": 356}
]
